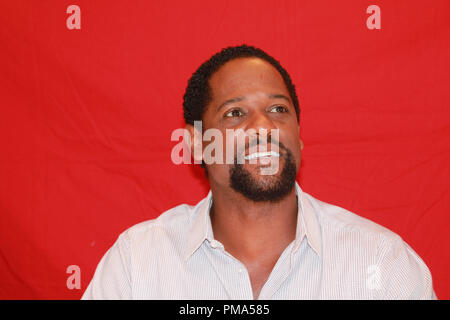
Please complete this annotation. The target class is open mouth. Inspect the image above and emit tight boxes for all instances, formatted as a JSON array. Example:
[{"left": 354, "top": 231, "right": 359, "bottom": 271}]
[{"left": 244, "top": 151, "right": 280, "bottom": 161}]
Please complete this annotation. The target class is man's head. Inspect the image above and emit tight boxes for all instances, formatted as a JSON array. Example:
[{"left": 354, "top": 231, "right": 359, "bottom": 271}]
[
  {"left": 183, "top": 45, "right": 304, "bottom": 203},
  {"left": 183, "top": 45, "right": 300, "bottom": 125}
]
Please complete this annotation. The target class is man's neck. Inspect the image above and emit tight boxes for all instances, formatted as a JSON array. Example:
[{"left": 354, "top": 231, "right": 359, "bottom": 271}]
[{"left": 209, "top": 185, "right": 298, "bottom": 262}]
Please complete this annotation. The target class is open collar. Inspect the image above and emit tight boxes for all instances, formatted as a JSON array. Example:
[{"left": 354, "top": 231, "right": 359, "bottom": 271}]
[{"left": 184, "top": 182, "right": 322, "bottom": 261}]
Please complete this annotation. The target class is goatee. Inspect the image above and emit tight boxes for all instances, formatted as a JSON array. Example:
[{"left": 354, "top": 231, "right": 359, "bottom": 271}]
[{"left": 229, "top": 142, "right": 297, "bottom": 203}]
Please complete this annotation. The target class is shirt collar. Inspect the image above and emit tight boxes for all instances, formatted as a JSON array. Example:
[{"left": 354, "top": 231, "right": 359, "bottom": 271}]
[
  {"left": 184, "top": 192, "right": 214, "bottom": 261},
  {"left": 184, "top": 182, "right": 322, "bottom": 261},
  {"left": 294, "top": 182, "right": 322, "bottom": 256}
]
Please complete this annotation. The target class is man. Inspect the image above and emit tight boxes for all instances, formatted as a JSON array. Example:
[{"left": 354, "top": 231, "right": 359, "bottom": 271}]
[{"left": 82, "top": 45, "right": 436, "bottom": 299}]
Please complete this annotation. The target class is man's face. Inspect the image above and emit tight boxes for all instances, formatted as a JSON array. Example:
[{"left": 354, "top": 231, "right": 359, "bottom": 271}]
[{"left": 190, "top": 57, "right": 303, "bottom": 202}]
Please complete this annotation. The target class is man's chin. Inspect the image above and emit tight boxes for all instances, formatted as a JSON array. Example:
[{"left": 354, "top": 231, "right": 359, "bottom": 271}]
[
  {"left": 229, "top": 145, "right": 298, "bottom": 203},
  {"left": 229, "top": 165, "right": 296, "bottom": 202},
  {"left": 245, "top": 179, "right": 284, "bottom": 196},
  {"left": 240, "top": 165, "right": 282, "bottom": 185}
]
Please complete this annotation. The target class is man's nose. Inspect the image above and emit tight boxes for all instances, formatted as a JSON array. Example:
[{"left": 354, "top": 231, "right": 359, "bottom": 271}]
[{"left": 244, "top": 110, "right": 277, "bottom": 133}]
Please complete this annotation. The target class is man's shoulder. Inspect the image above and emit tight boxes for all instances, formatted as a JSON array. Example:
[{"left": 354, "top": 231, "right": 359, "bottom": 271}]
[
  {"left": 304, "top": 192, "right": 401, "bottom": 242},
  {"left": 119, "top": 202, "right": 197, "bottom": 243},
  {"left": 304, "top": 192, "right": 435, "bottom": 299}
]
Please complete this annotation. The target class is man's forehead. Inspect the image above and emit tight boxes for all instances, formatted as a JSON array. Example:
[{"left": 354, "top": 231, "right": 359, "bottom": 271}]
[{"left": 208, "top": 57, "right": 288, "bottom": 98}]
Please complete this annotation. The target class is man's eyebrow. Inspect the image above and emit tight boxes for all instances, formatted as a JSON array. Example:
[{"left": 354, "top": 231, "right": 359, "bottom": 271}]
[
  {"left": 217, "top": 96, "right": 245, "bottom": 111},
  {"left": 217, "top": 93, "right": 291, "bottom": 111},
  {"left": 267, "top": 93, "right": 291, "bottom": 102}
]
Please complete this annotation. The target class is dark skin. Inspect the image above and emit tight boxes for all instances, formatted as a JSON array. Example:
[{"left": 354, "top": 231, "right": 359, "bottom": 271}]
[{"left": 186, "top": 58, "right": 304, "bottom": 299}]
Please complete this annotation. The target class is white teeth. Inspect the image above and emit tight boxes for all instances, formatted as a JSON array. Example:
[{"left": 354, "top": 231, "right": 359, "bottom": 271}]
[{"left": 244, "top": 151, "right": 280, "bottom": 160}]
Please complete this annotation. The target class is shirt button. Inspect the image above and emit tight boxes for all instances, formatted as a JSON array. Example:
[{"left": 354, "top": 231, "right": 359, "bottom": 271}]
[
  {"left": 238, "top": 268, "right": 243, "bottom": 273},
  {"left": 211, "top": 241, "right": 219, "bottom": 249}
]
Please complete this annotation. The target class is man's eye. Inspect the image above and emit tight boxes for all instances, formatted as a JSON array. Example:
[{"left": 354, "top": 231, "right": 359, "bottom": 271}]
[
  {"left": 224, "top": 109, "right": 244, "bottom": 118},
  {"left": 269, "top": 105, "right": 288, "bottom": 113}
]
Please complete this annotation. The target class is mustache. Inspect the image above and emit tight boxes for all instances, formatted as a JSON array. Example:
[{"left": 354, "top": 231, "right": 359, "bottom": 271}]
[{"left": 235, "top": 135, "right": 288, "bottom": 158}]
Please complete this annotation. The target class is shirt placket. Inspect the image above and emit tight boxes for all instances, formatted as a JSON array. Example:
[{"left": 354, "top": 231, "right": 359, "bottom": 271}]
[
  {"left": 202, "top": 240, "right": 254, "bottom": 300},
  {"left": 257, "top": 241, "right": 296, "bottom": 300}
]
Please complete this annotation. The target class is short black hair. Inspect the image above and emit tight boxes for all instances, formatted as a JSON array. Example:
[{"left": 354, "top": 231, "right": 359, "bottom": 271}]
[{"left": 182, "top": 44, "right": 300, "bottom": 125}]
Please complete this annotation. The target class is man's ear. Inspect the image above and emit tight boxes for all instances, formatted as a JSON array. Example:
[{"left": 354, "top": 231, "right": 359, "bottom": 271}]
[
  {"left": 299, "top": 138, "right": 304, "bottom": 151},
  {"left": 185, "top": 124, "right": 203, "bottom": 164}
]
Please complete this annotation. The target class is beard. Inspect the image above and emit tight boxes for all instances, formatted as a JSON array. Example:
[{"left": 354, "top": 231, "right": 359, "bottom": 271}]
[{"left": 229, "top": 141, "right": 297, "bottom": 203}]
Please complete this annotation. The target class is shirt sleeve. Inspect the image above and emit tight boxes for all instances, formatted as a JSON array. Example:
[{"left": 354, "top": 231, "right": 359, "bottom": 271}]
[
  {"left": 377, "top": 235, "right": 437, "bottom": 300},
  {"left": 81, "top": 232, "right": 132, "bottom": 300}
]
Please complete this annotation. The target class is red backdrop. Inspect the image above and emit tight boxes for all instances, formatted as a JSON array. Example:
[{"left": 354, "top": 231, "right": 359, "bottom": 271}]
[{"left": 0, "top": 0, "right": 449, "bottom": 299}]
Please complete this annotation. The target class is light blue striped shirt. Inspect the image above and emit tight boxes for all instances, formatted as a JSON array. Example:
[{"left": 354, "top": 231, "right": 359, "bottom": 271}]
[{"left": 82, "top": 182, "right": 437, "bottom": 299}]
